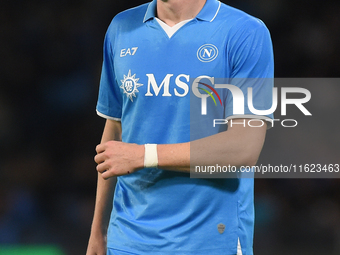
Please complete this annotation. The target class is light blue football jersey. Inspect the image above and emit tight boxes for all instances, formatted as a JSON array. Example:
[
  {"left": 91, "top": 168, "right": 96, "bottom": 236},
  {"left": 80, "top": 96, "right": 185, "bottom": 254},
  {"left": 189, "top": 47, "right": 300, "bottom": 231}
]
[{"left": 96, "top": 0, "right": 274, "bottom": 254}]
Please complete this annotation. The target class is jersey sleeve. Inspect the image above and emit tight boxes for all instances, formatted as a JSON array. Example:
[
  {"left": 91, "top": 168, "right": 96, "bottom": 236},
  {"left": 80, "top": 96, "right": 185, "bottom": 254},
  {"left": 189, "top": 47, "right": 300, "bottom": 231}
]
[
  {"left": 96, "top": 28, "right": 123, "bottom": 121},
  {"left": 224, "top": 18, "right": 274, "bottom": 126}
]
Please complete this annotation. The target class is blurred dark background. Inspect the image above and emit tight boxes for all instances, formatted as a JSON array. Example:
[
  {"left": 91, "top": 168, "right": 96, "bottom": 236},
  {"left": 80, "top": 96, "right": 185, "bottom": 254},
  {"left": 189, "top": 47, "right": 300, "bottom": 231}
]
[{"left": 0, "top": 0, "right": 339, "bottom": 254}]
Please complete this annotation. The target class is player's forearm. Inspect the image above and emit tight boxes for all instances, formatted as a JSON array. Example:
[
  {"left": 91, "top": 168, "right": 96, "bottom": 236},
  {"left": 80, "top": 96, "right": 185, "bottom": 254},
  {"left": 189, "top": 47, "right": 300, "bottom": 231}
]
[
  {"left": 95, "top": 119, "right": 267, "bottom": 177},
  {"left": 157, "top": 122, "right": 267, "bottom": 172},
  {"left": 90, "top": 176, "right": 115, "bottom": 233}
]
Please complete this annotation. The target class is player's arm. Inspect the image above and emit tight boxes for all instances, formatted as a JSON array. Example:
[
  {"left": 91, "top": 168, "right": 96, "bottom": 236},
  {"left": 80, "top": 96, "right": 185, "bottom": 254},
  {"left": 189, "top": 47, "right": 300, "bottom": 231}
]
[
  {"left": 87, "top": 119, "right": 122, "bottom": 255},
  {"left": 158, "top": 119, "right": 267, "bottom": 172},
  {"left": 95, "top": 119, "right": 266, "bottom": 178}
]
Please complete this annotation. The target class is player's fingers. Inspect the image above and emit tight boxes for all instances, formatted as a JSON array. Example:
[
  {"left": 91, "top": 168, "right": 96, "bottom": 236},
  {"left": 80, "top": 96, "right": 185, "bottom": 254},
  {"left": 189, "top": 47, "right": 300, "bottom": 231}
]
[
  {"left": 96, "top": 162, "right": 108, "bottom": 173},
  {"left": 94, "top": 152, "right": 106, "bottom": 164},
  {"left": 101, "top": 171, "right": 111, "bottom": 180},
  {"left": 95, "top": 143, "right": 106, "bottom": 154}
]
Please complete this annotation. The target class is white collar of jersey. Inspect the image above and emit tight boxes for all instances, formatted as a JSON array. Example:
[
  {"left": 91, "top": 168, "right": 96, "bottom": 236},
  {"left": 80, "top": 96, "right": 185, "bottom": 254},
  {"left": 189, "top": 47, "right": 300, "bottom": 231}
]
[
  {"left": 155, "top": 17, "right": 193, "bottom": 38},
  {"left": 143, "top": 0, "right": 221, "bottom": 23}
]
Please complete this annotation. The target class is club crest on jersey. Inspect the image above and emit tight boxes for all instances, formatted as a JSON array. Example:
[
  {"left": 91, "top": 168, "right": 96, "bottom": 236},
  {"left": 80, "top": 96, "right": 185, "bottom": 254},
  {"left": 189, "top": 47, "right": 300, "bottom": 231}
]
[
  {"left": 120, "top": 70, "right": 143, "bottom": 102},
  {"left": 197, "top": 44, "right": 218, "bottom": 62}
]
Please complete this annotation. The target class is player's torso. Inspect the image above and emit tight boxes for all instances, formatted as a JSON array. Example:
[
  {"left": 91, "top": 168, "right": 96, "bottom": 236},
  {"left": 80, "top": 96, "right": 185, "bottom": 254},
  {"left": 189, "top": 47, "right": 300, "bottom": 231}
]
[{"left": 104, "top": 4, "right": 258, "bottom": 254}]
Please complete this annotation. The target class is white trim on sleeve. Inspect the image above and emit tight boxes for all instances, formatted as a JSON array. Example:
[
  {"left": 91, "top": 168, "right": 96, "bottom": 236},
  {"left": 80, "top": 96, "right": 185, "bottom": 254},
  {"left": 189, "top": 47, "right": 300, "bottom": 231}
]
[{"left": 96, "top": 110, "right": 121, "bottom": 121}]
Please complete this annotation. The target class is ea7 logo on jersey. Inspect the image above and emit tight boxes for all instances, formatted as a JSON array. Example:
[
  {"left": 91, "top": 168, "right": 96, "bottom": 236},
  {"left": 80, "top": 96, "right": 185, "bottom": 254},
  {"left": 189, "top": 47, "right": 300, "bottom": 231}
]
[
  {"left": 197, "top": 44, "right": 218, "bottom": 62},
  {"left": 120, "top": 47, "right": 138, "bottom": 57},
  {"left": 120, "top": 70, "right": 143, "bottom": 102}
]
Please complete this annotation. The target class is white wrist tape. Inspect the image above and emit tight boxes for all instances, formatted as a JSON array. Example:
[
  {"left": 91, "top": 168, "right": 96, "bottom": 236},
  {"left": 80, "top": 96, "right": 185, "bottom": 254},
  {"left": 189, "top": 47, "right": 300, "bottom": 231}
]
[{"left": 144, "top": 144, "right": 158, "bottom": 168}]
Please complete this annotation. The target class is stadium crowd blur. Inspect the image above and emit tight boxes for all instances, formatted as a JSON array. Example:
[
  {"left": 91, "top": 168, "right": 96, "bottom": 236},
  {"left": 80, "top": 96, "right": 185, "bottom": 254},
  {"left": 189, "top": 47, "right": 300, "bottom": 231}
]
[{"left": 1, "top": 0, "right": 340, "bottom": 254}]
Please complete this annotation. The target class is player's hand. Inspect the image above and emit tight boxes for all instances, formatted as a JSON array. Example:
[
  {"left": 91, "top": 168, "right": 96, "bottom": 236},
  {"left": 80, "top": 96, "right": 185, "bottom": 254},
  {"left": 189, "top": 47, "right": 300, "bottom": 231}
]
[
  {"left": 86, "top": 230, "right": 107, "bottom": 255},
  {"left": 95, "top": 140, "right": 144, "bottom": 179}
]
